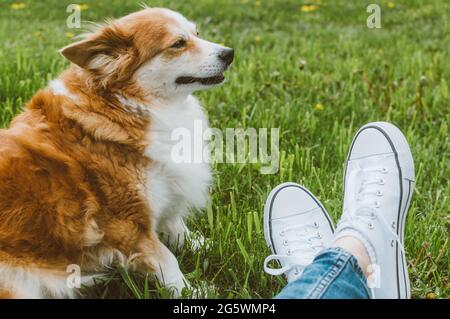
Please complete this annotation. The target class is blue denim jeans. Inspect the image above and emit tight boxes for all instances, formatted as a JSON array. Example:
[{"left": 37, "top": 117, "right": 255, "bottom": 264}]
[{"left": 275, "top": 247, "right": 371, "bottom": 299}]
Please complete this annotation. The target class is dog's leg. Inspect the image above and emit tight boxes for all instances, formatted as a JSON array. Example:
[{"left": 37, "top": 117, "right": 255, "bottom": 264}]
[
  {"left": 134, "top": 235, "right": 187, "bottom": 298},
  {"left": 153, "top": 241, "right": 187, "bottom": 297},
  {"left": 159, "top": 217, "right": 205, "bottom": 251},
  {"left": 158, "top": 216, "right": 187, "bottom": 249}
]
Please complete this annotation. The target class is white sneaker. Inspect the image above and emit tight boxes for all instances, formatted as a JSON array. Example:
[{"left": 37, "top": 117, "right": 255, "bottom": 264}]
[
  {"left": 335, "top": 122, "right": 415, "bottom": 299},
  {"left": 263, "top": 183, "right": 335, "bottom": 283}
]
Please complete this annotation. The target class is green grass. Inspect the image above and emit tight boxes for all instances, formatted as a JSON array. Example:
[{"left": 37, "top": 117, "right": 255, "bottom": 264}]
[{"left": 0, "top": 0, "right": 448, "bottom": 299}]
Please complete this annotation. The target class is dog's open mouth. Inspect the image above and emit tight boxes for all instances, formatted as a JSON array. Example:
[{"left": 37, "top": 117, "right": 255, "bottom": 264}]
[{"left": 176, "top": 74, "right": 225, "bottom": 85}]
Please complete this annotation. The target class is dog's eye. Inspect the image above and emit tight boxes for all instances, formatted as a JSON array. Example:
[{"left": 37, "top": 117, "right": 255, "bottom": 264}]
[{"left": 171, "top": 39, "right": 187, "bottom": 49}]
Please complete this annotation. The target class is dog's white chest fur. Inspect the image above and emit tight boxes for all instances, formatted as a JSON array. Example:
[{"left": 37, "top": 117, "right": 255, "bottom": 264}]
[{"left": 144, "top": 95, "right": 211, "bottom": 229}]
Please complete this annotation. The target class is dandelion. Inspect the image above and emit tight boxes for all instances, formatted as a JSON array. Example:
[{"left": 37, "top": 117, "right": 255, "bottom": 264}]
[
  {"left": 314, "top": 103, "right": 324, "bottom": 111},
  {"left": 66, "top": 32, "right": 75, "bottom": 39},
  {"left": 74, "top": 4, "right": 89, "bottom": 11},
  {"left": 301, "top": 5, "right": 319, "bottom": 12},
  {"left": 387, "top": 2, "right": 395, "bottom": 8},
  {"left": 10, "top": 3, "right": 26, "bottom": 10},
  {"left": 426, "top": 292, "right": 437, "bottom": 299}
]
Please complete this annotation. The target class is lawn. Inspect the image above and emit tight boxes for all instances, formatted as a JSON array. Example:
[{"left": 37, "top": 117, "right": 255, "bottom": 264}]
[{"left": 0, "top": 0, "right": 448, "bottom": 299}]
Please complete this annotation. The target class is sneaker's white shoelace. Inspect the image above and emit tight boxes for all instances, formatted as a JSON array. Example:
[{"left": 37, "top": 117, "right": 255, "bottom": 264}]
[
  {"left": 264, "top": 223, "right": 325, "bottom": 277},
  {"left": 341, "top": 162, "right": 405, "bottom": 254}
]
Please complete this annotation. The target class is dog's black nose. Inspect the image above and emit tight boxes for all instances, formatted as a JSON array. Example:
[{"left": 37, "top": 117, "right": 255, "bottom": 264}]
[{"left": 219, "top": 48, "right": 234, "bottom": 66}]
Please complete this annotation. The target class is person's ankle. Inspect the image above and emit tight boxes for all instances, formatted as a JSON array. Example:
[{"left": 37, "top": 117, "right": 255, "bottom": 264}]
[{"left": 332, "top": 236, "right": 372, "bottom": 278}]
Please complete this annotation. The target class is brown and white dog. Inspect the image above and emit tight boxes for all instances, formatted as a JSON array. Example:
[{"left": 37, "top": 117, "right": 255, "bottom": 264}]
[{"left": 0, "top": 7, "right": 233, "bottom": 298}]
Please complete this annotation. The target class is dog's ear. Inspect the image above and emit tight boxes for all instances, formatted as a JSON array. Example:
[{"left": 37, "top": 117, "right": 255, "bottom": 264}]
[
  {"left": 59, "top": 25, "right": 133, "bottom": 70},
  {"left": 59, "top": 38, "right": 98, "bottom": 68}
]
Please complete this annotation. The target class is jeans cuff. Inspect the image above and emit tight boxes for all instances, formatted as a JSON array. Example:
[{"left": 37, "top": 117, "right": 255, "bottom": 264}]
[{"left": 316, "top": 247, "right": 367, "bottom": 281}]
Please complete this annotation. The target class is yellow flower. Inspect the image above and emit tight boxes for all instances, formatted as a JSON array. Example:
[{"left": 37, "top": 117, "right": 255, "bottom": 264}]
[
  {"left": 74, "top": 4, "right": 89, "bottom": 10},
  {"left": 387, "top": 2, "right": 395, "bottom": 8},
  {"left": 10, "top": 3, "right": 26, "bottom": 9},
  {"left": 314, "top": 103, "right": 324, "bottom": 111},
  {"left": 255, "top": 0, "right": 261, "bottom": 6},
  {"left": 254, "top": 36, "right": 261, "bottom": 43},
  {"left": 426, "top": 292, "right": 437, "bottom": 299},
  {"left": 301, "top": 5, "right": 319, "bottom": 12},
  {"left": 66, "top": 32, "right": 75, "bottom": 39}
]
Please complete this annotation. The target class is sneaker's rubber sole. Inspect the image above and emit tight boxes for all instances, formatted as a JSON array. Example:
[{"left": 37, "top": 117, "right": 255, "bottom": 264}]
[
  {"left": 345, "top": 122, "right": 415, "bottom": 299},
  {"left": 263, "top": 182, "right": 335, "bottom": 256}
]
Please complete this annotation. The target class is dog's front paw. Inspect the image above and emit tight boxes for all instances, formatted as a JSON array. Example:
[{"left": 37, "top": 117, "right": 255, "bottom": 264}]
[{"left": 164, "top": 277, "right": 189, "bottom": 298}]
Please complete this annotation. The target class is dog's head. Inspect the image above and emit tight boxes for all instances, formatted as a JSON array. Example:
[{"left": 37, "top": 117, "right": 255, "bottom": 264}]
[{"left": 60, "top": 7, "right": 234, "bottom": 98}]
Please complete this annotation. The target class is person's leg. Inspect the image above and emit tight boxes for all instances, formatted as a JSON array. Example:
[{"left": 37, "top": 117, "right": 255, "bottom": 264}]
[
  {"left": 332, "top": 236, "right": 372, "bottom": 277},
  {"left": 262, "top": 183, "right": 369, "bottom": 299},
  {"left": 263, "top": 183, "right": 369, "bottom": 299},
  {"left": 264, "top": 122, "right": 414, "bottom": 299},
  {"left": 263, "top": 183, "right": 335, "bottom": 284},
  {"left": 332, "top": 122, "right": 415, "bottom": 298},
  {"left": 275, "top": 247, "right": 370, "bottom": 299}
]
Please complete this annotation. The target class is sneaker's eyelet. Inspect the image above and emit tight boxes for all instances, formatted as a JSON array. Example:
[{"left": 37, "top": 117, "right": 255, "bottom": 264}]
[
  {"left": 313, "top": 221, "right": 319, "bottom": 229},
  {"left": 381, "top": 167, "right": 389, "bottom": 174},
  {"left": 368, "top": 222, "right": 374, "bottom": 229},
  {"left": 390, "top": 240, "right": 395, "bottom": 247},
  {"left": 287, "top": 249, "right": 292, "bottom": 255},
  {"left": 283, "top": 240, "right": 288, "bottom": 246},
  {"left": 377, "top": 190, "right": 383, "bottom": 196},
  {"left": 317, "top": 233, "right": 322, "bottom": 239},
  {"left": 379, "top": 179, "right": 385, "bottom": 185},
  {"left": 374, "top": 201, "right": 380, "bottom": 208},
  {"left": 391, "top": 221, "right": 396, "bottom": 229},
  {"left": 279, "top": 231, "right": 285, "bottom": 237}
]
